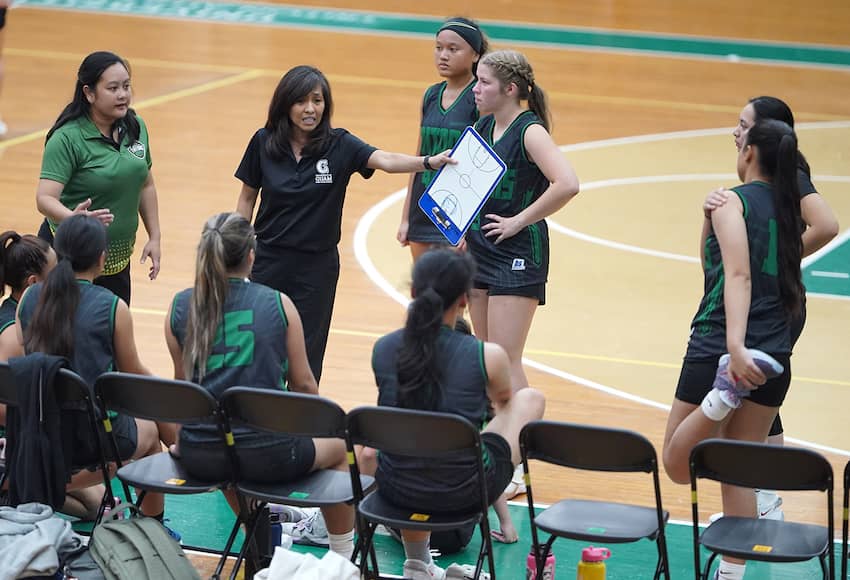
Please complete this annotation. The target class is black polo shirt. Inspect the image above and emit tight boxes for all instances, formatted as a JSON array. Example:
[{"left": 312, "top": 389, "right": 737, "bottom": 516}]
[{"left": 235, "top": 128, "right": 377, "bottom": 253}]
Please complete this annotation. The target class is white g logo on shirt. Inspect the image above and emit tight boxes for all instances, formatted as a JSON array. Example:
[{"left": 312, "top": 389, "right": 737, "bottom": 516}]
[{"left": 316, "top": 159, "right": 330, "bottom": 174}]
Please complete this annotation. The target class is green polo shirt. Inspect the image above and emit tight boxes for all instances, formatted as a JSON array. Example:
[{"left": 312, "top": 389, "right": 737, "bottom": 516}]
[{"left": 40, "top": 114, "right": 152, "bottom": 275}]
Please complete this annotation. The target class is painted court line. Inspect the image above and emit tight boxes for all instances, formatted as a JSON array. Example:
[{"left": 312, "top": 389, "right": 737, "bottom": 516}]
[
  {"left": 811, "top": 271, "right": 849, "bottom": 279},
  {"left": 353, "top": 126, "right": 850, "bottom": 457},
  {"left": 0, "top": 69, "right": 265, "bottom": 151}
]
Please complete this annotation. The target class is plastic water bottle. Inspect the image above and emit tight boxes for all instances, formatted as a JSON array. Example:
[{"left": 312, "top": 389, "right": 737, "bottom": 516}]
[
  {"left": 526, "top": 545, "right": 556, "bottom": 579},
  {"left": 576, "top": 546, "right": 610, "bottom": 580},
  {"left": 268, "top": 504, "right": 283, "bottom": 547}
]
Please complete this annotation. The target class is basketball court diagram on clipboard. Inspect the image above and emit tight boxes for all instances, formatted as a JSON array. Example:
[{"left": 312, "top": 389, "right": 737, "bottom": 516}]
[{"left": 418, "top": 126, "right": 507, "bottom": 245}]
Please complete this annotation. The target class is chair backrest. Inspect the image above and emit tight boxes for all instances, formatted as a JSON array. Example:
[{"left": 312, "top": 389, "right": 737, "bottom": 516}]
[
  {"left": 95, "top": 372, "right": 219, "bottom": 424},
  {"left": 521, "top": 420, "right": 656, "bottom": 473},
  {"left": 0, "top": 362, "right": 18, "bottom": 406},
  {"left": 690, "top": 439, "right": 833, "bottom": 492},
  {"left": 346, "top": 406, "right": 480, "bottom": 457},
  {"left": 221, "top": 387, "right": 346, "bottom": 439}
]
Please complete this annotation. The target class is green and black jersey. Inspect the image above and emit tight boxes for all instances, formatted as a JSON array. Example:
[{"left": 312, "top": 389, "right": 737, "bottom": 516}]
[
  {"left": 467, "top": 111, "right": 550, "bottom": 288},
  {"left": 408, "top": 80, "right": 479, "bottom": 243},
  {"left": 170, "top": 279, "right": 290, "bottom": 443},
  {"left": 18, "top": 281, "right": 119, "bottom": 384},
  {"left": 687, "top": 181, "right": 792, "bottom": 359},
  {"left": 0, "top": 297, "right": 17, "bottom": 334}
]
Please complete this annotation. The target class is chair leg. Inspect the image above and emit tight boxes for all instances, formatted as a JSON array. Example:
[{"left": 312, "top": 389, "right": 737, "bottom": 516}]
[
  {"left": 213, "top": 517, "right": 243, "bottom": 580},
  {"left": 537, "top": 536, "right": 556, "bottom": 579},
  {"left": 229, "top": 504, "right": 264, "bottom": 580},
  {"left": 702, "top": 552, "right": 719, "bottom": 580},
  {"left": 654, "top": 530, "right": 671, "bottom": 580},
  {"left": 478, "top": 516, "right": 496, "bottom": 580},
  {"left": 354, "top": 521, "right": 379, "bottom": 578}
]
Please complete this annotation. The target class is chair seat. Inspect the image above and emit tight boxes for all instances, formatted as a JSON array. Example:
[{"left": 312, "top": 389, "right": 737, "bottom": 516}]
[
  {"left": 358, "top": 490, "right": 483, "bottom": 532},
  {"left": 701, "top": 517, "right": 829, "bottom": 562},
  {"left": 535, "top": 498, "right": 668, "bottom": 543},
  {"left": 237, "top": 469, "right": 374, "bottom": 507},
  {"left": 116, "top": 452, "right": 225, "bottom": 494}
]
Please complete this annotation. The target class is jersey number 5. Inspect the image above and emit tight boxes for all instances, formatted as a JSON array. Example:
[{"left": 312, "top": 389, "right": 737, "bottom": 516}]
[{"left": 207, "top": 310, "right": 255, "bottom": 370}]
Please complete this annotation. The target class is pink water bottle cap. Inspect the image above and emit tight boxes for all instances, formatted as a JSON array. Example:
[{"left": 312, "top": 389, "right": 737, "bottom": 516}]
[{"left": 581, "top": 546, "right": 611, "bottom": 562}]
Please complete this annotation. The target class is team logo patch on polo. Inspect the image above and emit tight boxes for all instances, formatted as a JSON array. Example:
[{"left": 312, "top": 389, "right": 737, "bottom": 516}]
[
  {"left": 315, "top": 158, "right": 333, "bottom": 183},
  {"left": 511, "top": 258, "right": 526, "bottom": 271},
  {"left": 128, "top": 141, "right": 146, "bottom": 159}
]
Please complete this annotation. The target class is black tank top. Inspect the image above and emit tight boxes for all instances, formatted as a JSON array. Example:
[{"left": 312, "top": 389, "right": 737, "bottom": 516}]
[{"left": 687, "top": 181, "right": 792, "bottom": 358}]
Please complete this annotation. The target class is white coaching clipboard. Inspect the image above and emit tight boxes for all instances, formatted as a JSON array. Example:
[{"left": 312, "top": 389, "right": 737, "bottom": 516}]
[{"left": 418, "top": 126, "right": 507, "bottom": 246}]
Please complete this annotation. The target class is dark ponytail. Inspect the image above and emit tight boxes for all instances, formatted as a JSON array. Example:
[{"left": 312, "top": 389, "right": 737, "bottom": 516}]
[
  {"left": 746, "top": 120, "right": 804, "bottom": 316},
  {"left": 24, "top": 215, "right": 107, "bottom": 358},
  {"left": 0, "top": 232, "right": 51, "bottom": 295},
  {"left": 397, "top": 249, "right": 476, "bottom": 410},
  {"left": 749, "top": 95, "right": 812, "bottom": 178},
  {"left": 46, "top": 51, "right": 140, "bottom": 144}
]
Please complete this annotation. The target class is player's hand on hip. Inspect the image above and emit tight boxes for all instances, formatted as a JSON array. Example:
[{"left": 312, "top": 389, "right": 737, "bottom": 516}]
[
  {"left": 73, "top": 198, "right": 115, "bottom": 226},
  {"left": 482, "top": 213, "right": 523, "bottom": 244}
]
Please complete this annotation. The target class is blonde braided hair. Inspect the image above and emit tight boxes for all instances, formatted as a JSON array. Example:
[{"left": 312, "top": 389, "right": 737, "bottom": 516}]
[{"left": 480, "top": 50, "right": 551, "bottom": 131}]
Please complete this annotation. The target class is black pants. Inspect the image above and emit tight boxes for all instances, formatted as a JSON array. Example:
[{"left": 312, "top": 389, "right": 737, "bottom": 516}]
[
  {"left": 252, "top": 244, "right": 339, "bottom": 384},
  {"left": 38, "top": 218, "right": 131, "bottom": 304}
]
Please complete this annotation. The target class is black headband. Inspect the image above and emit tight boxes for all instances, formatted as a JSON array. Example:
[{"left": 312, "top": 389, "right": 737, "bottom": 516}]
[{"left": 438, "top": 20, "right": 483, "bottom": 54}]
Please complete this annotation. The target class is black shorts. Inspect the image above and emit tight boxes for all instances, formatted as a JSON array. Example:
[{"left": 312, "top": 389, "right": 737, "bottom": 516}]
[
  {"left": 377, "top": 432, "right": 514, "bottom": 512},
  {"left": 473, "top": 281, "right": 546, "bottom": 306},
  {"left": 74, "top": 413, "right": 138, "bottom": 468},
  {"left": 675, "top": 354, "right": 792, "bottom": 408},
  {"left": 178, "top": 431, "right": 316, "bottom": 483}
]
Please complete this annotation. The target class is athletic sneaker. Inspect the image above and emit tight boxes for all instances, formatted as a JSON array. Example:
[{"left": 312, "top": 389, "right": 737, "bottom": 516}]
[
  {"left": 713, "top": 349, "right": 784, "bottom": 409},
  {"left": 708, "top": 489, "right": 785, "bottom": 523},
  {"left": 503, "top": 464, "right": 526, "bottom": 499},
  {"left": 280, "top": 509, "right": 328, "bottom": 547},
  {"left": 445, "top": 563, "right": 490, "bottom": 579},
  {"left": 268, "top": 503, "right": 311, "bottom": 524},
  {"left": 403, "top": 558, "right": 446, "bottom": 580}
]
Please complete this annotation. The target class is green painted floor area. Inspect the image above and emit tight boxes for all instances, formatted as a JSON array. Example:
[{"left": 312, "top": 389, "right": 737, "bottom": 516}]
[
  {"left": 12, "top": 0, "right": 850, "bottom": 68},
  {"left": 804, "top": 232, "right": 850, "bottom": 298},
  {"left": 72, "top": 489, "right": 839, "bottom": 579}
]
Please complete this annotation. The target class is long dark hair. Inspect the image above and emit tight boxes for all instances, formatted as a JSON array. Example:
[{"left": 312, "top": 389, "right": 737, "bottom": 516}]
[
  {"left": 397, "top": 249, "right": 475, "bottom": 410},
  {"left": 24, "top": 215, "right": 107, "bottom": 358},
  {"left": 184, "top": 213, "right": 256, "bottom": 381},
  {"left": 264, "top": 65, "right": 334, "bottom": 160},
  {"left": 0, "top": 232, "right": 51, "bottom": 296},
  {"left": 746, "top": 120, "right": 804, "bottom": 316},
  {"left": 46, "top": 51, "right": 140, "bottom": 144},
  {"left": 749, "top": 96, "right": 811, "bottom": 178}
]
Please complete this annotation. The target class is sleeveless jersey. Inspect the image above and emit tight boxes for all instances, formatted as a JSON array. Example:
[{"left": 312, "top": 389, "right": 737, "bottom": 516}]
[
  {"left": 687, "top": 181, "right": 792, "bottom": 358},
  {"left": 170, "top": 279, "right": 289, "bottom": 443},
  {"left": 467, "top": 111, "right": 550, "bottom": 287},
  {"left": 372, "top": 326, "right": 491, "bottom": 511},
  {"left": 0, "top": 297, "right": 17, "bottom": 334},
  {"left": 408, "top": 81, "right": 479, "bottom": 243},
  {"left": 18, "top": 281, "right": 119, "bottom": 385}
]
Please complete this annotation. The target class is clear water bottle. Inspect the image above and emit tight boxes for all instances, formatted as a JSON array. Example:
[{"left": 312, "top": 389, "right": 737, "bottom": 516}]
[
  {"left": 576, "top": 546, "right": 610, "bottom": 580},
  {"left": 527, "top": 545, "right": 556, "bottom": 579}
]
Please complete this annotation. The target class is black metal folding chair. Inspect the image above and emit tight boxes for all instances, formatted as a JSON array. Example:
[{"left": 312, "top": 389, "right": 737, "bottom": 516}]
[
  {"left": 220, "top": 387, "right": 374, "bottom": 580},
  {"left": 346, "top": 406, "right": 496, "bottom": 580},
  {"left": 0, "top": 362, "right": 114, "bottom": 524},
  {"left": 689, "top": 439, "right": 835, "bottom": 580},
  {"left": 841, "top": 460, "right": 848, "bottom": 580},
  {"left": 94, "top": 371, "right": 239, "bottom": 579},
  {"left": 520, "top": 420, "right": 670, "bottom": 580}
]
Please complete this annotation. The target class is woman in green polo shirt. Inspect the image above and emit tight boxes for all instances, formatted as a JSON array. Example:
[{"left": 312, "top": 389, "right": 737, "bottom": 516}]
[{"left": 35, "top": 51, "right": 162, "bottom": 305}]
